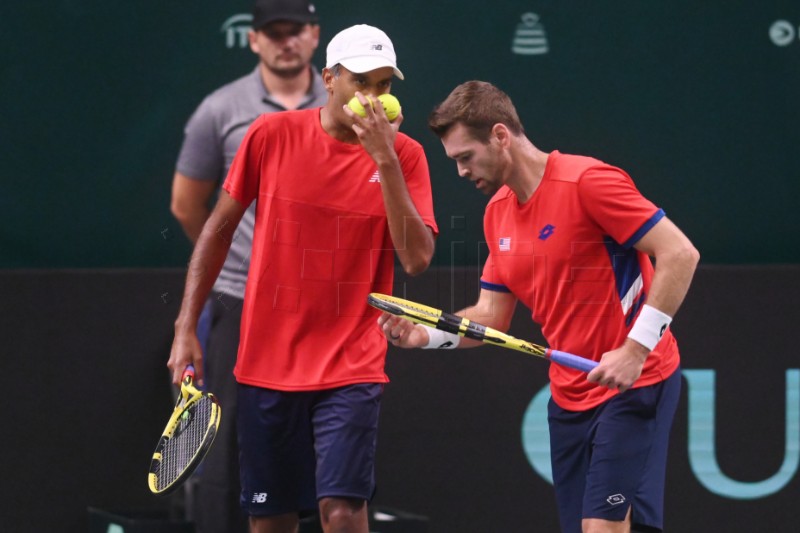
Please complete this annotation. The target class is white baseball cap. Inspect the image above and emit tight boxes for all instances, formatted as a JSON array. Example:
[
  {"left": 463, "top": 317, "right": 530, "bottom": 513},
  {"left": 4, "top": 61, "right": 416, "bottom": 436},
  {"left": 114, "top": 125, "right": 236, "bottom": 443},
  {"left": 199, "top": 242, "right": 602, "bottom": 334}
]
[{"left": 325, "top": 24, "right": 405, "bottom": 80}]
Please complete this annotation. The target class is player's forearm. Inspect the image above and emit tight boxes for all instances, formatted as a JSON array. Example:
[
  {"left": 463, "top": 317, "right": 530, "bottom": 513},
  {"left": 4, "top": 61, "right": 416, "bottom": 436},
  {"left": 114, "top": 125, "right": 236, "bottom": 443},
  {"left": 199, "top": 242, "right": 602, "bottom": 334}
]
[
  {"left": 454, "top": 291, "right": 517, "bottom": 348},
  {"left": 632, "top": 217, "right": 700, "bottom": 317},
  {"left": 465, "top": 292, "right": 516, "bottom": 330},
  {"left": 174, "top": 214, "right": 238, "bottom": 332},
  {"left": 378, "top": 162, "right": 435, "bottom": 275},
  {"left": 391, "top": 220, "right": 435, "bottom": 275},
  {"left": 646, "top": 241, "right": 700, "bottom": 317}
]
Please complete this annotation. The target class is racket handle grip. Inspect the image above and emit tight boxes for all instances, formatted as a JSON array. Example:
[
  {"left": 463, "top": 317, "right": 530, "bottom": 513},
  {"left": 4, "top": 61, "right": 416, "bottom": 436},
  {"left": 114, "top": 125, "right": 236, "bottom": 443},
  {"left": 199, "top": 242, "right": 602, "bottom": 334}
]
[{"left": 546, "top": 349, "right": 598, "bottom": 373}]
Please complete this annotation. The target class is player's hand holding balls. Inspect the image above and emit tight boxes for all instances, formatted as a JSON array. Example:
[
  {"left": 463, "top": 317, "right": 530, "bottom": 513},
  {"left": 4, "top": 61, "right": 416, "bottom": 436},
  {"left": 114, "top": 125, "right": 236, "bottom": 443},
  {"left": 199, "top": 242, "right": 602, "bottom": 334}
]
[{"left": 347, "top": 94, "right": 401, "bottom": 122}]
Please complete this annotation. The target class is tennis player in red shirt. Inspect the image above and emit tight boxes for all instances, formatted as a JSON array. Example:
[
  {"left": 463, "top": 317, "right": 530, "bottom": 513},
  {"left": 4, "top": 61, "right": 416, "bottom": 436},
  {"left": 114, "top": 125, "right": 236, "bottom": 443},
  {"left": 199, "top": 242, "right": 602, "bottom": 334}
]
[
  {"left": 168, "top": 25, "right": 437, "bottom": 533},
  {"left": 381, "top": 81, "right": 699, "bottom": 533}
]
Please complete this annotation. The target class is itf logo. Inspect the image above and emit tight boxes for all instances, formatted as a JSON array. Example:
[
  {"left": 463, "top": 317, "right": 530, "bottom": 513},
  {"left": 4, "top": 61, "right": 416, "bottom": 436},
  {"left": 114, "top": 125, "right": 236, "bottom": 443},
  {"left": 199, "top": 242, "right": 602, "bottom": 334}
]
[
  {"left": 221, "top": 14, "right": 253, "bottom": 48},
  {"left": 512, "top": 13, "right": 549, "bottom": 56}
]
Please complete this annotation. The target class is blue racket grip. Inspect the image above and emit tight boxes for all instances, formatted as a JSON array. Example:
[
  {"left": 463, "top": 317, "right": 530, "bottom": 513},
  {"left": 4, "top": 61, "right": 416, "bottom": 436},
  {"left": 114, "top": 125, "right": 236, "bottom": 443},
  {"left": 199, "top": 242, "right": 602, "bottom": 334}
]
[{"left": 547, "top": 349, "right": 598, "bottom": 373}]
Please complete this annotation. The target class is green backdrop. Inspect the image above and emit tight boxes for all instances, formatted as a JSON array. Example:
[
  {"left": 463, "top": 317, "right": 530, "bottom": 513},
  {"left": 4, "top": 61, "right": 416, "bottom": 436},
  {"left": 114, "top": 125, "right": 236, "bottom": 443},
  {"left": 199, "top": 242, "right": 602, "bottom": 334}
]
[{"left": 2, "top": 1, "right": 798, "bottom": 267}]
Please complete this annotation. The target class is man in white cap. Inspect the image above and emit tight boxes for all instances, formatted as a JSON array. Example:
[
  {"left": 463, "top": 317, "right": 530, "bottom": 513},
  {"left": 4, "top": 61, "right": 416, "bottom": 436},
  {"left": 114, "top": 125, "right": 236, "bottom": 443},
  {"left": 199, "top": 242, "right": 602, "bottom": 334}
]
[
  {"left": 167, "top": 24, "right": 438, "bottom": 533},
  {"left": 169, "top": 1, "right": 325, "bottom": 531}
]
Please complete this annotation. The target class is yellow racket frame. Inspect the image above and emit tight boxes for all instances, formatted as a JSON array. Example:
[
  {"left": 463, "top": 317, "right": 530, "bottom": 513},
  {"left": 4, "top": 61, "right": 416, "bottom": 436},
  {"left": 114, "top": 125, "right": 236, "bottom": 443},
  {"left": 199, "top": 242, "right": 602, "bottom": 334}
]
[
  {"left": 148, "top": 366, "right": 221, "bottom": 494},
  {"left": 367, "top": 293, "right": 597, "bottom": 373}
]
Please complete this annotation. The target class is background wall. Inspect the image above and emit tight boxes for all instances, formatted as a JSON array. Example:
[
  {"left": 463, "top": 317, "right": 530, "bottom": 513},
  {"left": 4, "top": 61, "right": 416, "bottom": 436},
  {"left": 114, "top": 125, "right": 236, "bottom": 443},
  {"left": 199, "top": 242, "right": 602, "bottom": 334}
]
[
  {"left": 1, "top": 267, "right": 798, "bottom": 532},
  {"left": 1, "top": 1, "right": 798, "bottom": 267}
]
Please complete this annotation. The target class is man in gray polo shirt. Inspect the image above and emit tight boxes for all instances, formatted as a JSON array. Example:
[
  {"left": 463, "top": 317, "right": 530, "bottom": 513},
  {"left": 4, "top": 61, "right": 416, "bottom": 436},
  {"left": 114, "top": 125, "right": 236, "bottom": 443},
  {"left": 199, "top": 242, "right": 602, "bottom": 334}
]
[{"left": 170, "top": 1, "right": 327, "bottom": 531}]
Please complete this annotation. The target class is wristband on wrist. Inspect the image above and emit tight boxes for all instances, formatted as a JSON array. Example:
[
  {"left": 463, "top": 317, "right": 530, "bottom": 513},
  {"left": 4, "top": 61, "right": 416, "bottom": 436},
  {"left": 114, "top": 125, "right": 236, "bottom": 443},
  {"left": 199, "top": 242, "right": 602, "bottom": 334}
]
[
  {"left": 422, "top": 326, "right": 460, "bottom": 349},
  {"left": 627, "top": 304, "right": 672, "bottom": 351}
]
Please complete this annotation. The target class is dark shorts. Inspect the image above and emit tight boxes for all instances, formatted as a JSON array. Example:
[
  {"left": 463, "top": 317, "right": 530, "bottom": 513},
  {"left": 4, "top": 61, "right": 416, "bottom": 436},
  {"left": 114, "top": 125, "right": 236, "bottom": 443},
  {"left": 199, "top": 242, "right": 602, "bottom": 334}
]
[
  {"left": 548, "top": 368, "right": 681, "bottom": 533},
  {"left": 238, "top": 382, "right": 382, "bottom": 517}
]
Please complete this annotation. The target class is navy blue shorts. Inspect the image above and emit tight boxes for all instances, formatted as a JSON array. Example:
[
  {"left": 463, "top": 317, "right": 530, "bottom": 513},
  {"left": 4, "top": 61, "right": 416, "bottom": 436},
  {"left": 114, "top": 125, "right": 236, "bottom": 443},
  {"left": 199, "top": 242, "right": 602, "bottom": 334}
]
[
  {"left": 548, "top": 368, "right": 681, "bottom": 533},
  {"left": 237, "top": 383, "right": 382, "bottom": 517}
]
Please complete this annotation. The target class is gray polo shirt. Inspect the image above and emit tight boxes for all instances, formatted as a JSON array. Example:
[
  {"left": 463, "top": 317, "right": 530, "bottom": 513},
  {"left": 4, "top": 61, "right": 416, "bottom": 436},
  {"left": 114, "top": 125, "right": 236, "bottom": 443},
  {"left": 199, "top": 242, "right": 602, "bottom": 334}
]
[{"left": 176, "top": 66, "right": 328, "bottom": 301}]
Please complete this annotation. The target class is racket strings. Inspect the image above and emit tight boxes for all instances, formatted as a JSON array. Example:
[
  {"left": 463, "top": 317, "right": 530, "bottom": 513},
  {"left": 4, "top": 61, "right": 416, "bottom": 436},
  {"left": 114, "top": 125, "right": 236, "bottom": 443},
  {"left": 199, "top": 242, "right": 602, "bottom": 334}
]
[{"left": 155, "top": 396, "right": 214, "bottom": 490}]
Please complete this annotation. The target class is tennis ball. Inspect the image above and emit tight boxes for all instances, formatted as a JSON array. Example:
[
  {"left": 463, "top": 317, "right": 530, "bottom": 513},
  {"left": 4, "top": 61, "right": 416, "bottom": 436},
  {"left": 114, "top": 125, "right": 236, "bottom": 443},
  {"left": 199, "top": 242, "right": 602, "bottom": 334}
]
[
  {"left": 347, "top": 94, "right": 401, "bottom": 122},
  {"left": 378, "top": 94, "right": 401, "bottom": 122},
  {"left": 347, "top": 96, "right": 368, "bottom": 117}
]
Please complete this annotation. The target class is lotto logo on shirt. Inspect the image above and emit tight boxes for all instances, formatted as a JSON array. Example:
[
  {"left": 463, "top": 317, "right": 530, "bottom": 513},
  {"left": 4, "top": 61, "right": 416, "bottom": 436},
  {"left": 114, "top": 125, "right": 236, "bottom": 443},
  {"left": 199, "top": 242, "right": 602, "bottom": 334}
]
[{"left": 538, "top": 224, "right": 555, "bottom": 240}]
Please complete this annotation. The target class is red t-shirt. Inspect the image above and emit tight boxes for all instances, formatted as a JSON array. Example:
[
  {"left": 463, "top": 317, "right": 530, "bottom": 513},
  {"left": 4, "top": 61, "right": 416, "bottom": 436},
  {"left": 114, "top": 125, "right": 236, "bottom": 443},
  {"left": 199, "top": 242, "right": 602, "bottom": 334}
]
[
  {"left": 223, "top": 108, "right": 438, "bottom": 391},
  {"left": 480, "top": 151, "right": 679, "bottom": 410}
]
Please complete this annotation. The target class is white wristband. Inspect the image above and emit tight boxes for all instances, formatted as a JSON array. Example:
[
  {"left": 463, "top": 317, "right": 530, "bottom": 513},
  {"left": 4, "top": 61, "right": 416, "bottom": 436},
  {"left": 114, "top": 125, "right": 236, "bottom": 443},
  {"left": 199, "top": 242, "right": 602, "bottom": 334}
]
[
  {"left": 422, "top": 326, "right": 460, "bottom": 349},
  {"left": 627, "top": 304, "right": 672, "bottom": 351}
]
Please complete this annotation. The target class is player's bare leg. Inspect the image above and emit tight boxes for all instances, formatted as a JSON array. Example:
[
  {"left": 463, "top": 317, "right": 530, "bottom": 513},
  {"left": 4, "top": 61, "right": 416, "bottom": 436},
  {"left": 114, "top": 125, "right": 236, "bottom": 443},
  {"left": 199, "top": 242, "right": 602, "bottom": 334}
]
[
  {"left": 319, "top": 497, "right": 369, "bottom": 533},
  {"left": 582, "top": 506, "right": 632, "bottom": 533},
  {"left": 250, "top": 513, "right": 299, "bottom": 533}
]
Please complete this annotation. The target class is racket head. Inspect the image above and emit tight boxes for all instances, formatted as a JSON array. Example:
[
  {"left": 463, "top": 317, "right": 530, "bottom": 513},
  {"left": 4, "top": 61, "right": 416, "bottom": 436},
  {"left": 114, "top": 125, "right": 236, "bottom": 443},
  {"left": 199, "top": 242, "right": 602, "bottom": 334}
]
[
  {"left": 367, "top": 293, "right": 442, "bottom": 326},
  {"left": 148, "top": 366, "right": 221, "bottom": 495}
]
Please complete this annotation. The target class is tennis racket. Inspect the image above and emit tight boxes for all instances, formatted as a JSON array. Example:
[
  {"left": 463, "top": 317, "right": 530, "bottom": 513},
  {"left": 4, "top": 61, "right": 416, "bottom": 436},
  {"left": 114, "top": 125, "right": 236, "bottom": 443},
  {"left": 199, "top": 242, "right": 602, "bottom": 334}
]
[
  {"left": 368, "top": 293, "right": 598, "bottom": 373},
  {"left": 148, "top": 365, "right": 221, "bottom": 495}
]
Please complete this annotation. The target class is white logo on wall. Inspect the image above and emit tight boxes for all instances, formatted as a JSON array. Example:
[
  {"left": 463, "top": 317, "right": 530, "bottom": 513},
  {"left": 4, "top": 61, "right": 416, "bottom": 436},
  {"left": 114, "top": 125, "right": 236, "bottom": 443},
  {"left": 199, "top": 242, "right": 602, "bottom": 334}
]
[
  {"left": 770, "top": 20, "right": 799, "bottom": 46},
  {"left": 512, "top": 12, "right": 549, "bottom": 55},
  {"left": 222, "top": 14, "right": 253, "bottom": 48}
]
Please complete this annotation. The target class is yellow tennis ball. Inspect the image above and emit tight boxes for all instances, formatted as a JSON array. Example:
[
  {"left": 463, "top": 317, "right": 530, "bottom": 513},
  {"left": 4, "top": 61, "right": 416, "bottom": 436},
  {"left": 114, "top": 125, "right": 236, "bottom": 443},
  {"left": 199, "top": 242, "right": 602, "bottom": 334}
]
[
  {"left": 378, "top": 94, "right": 401, "bottom": 122},
  {"left": 347, "top": 94, "right": 401, "bottom": 122},
  {"left": 347, "top": 96, "right": 369, "bottom": 117}
]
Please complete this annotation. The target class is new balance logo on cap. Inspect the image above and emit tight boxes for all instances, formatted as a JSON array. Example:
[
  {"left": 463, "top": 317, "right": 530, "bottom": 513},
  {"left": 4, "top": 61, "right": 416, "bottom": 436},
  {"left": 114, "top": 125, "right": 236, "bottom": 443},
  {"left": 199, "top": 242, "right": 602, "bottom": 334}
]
[
  {"left": 369, "top": 170, "right": 381, "bottom": 183},
  {"left": 251, "top": 492, "right": 268, "bottom": 503}
]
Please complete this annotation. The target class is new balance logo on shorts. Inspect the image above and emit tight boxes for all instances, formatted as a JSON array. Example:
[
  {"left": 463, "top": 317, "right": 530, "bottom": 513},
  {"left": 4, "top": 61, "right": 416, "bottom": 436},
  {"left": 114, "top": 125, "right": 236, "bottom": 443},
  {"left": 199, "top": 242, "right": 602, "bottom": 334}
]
[{"left": 251, "top": 492, "right": 268, "bottom": 503}]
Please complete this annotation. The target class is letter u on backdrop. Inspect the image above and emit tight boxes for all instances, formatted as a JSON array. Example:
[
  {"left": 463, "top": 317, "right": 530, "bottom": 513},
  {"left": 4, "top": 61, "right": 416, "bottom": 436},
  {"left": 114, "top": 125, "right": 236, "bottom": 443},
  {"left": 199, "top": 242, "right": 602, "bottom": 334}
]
[{"left": 521, "top": 369, "right": 800, "bottom": 499}]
